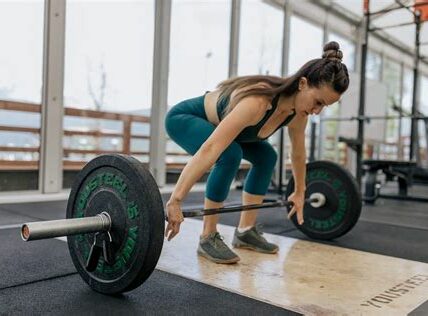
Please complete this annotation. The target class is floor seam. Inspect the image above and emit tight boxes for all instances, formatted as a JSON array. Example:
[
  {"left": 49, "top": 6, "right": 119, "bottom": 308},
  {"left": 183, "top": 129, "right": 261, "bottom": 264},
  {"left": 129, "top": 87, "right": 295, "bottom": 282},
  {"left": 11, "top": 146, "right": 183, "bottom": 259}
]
[
  {"left": 357, "top": 218, "right": 428, "bottom": 231},
  {"left": 0, "top": 206, "right": 49, "bottom": 222},
  {"left": 0, "top": 272, "right": 78, "bottom": 292}
]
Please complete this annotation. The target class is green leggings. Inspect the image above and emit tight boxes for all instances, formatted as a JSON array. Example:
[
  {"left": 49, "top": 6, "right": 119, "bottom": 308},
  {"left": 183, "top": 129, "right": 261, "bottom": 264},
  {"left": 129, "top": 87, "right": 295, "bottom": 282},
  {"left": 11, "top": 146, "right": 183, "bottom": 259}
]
[{"left": 165, "top": 95, "right": 277, "bottom": 202}]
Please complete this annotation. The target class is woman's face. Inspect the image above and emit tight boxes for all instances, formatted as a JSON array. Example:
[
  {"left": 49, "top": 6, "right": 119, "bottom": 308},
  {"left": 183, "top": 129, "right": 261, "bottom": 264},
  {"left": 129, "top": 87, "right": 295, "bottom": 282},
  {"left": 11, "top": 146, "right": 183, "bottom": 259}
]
[{"left": 294, "top": 78, "right": 341, "bottom": 117}]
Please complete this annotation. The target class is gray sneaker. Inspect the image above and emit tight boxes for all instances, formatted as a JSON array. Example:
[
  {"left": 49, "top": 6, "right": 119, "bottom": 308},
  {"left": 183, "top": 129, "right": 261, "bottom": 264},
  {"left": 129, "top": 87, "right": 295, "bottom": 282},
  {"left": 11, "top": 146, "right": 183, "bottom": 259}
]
[
  {"left": 232, "top": 225, "right": 279, "bottom": 254},
  {"left": 197, "top": 232, "right": 240, "bottom": 264}
]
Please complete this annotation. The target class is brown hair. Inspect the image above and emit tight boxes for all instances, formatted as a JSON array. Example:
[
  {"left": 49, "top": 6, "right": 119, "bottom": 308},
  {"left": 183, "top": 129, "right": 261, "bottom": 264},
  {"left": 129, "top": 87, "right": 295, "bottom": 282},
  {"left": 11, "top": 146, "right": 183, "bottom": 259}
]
[{"left": 217, "top": 41, "right": 349, "bottom": 116}]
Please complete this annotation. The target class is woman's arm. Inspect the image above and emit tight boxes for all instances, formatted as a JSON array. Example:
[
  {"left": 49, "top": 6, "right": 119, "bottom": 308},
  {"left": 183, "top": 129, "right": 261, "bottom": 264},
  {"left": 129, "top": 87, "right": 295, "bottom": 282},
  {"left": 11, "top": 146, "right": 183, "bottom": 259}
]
[
  {"left": 165, "top": 96, "right": 269, "bottom": 240},
  {"left": 287, "top": 116, "right": 308, "bottom": 225}
]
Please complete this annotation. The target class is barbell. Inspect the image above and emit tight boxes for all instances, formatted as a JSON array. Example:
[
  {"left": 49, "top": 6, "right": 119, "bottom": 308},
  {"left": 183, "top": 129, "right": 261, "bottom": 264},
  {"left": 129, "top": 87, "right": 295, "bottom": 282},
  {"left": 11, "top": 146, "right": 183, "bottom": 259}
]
[{"left": 20, "top": 154, "right": 362, "bottom": 295}]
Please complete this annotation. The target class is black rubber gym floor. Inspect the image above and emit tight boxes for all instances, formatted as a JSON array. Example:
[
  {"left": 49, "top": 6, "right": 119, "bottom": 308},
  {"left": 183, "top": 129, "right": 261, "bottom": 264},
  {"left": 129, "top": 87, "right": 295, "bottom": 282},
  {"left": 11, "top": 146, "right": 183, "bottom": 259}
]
[
  {"left": 0, "top": 226, "right": 298, "bottom": 315},
  {"left": 0, "top": 184, "right": 427, "bottom": 314}
]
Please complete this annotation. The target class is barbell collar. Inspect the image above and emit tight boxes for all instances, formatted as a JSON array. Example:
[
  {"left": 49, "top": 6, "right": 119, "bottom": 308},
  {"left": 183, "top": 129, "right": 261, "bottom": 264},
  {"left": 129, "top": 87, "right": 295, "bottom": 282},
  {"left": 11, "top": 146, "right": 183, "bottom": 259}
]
[
  {"left": 21, "top": 212, "right": 111, "bottom": 241},
  {"left": 309, "top": 193, "right": 326, "bottom": 208}
]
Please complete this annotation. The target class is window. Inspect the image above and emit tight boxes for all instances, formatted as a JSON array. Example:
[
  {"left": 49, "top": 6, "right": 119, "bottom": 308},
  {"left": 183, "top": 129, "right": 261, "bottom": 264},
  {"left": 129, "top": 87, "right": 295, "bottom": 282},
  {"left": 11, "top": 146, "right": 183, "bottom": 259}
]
[
  {"left": 64, "top": 0, "right": 154, "bottom": 176},
  {"left": 383, "top": 58, "right": 401, "bottom": 144},
  {"left": 288, "top": 15, "right": 323, "bottom": 75},
  {"left": 402, "top": 67, "right": 413, "bottom": 114},
  {"left": 0, "top": 1, "right": 44, "bottom": 191},
  {"left": 418, "top": 75, "right": 428, "bottom": 162},
  {"left": 366, "top": 50, "right": 382, "bottom": 80},
  {"left": 328, "top": 32, "right": 356, "bottom": 72},
  {"left": 420, "top": 75, "right": 428, "bottom": 115},
  {"left": 400, "top": 67, "right": 413, "bottom": 156},
  {"left": 238, "top": 1, "right": 283, "bottom": 76},
  {"left": 168, "top": 0, "right": 230, "bottom": 106},
  {"left": 167, "top": 0, "right": 231, "bottom": 165}
]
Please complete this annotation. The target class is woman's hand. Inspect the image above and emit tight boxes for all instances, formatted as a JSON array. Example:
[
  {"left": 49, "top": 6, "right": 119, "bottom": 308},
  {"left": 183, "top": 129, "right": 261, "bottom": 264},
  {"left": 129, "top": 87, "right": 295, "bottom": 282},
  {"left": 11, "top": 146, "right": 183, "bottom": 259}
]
[
  {"left": 287, "top": 191, "right": 305, "bottom": 225},
  {"left": 165, "top": 199, "right": 184, "bottom": 241}
]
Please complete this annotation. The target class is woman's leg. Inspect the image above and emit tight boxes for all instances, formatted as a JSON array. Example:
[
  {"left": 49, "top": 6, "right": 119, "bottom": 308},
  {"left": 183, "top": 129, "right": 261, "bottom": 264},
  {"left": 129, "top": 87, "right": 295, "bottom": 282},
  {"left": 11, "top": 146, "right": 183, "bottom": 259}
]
[
  {"left": 166, "top": 105, "right": 242, "bottom": 263},
  {"left": 165, "top": 111, "right": 242, "bottom": 237},
  {"left": 232, "top": 141, "right": 279, "bottom": 254},
  {"left": 239, "top": 141, "right": 278, "bottom": 228},
  {"left": 203, "top": 141, "right": 243, "bottom": 236},
  {"left": 239, "top": 192, "right": 265, "bottom": 228},
  {"left": 202, "top": 198, "right": 221, "bottom": 237}
]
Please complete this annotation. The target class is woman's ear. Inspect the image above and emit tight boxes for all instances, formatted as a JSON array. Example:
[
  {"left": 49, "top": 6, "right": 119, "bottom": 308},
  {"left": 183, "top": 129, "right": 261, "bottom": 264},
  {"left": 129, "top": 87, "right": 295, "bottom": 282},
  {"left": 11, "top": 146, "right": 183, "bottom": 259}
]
[{"left": 298, "top": 77, "right": 308, "bottom": 91}]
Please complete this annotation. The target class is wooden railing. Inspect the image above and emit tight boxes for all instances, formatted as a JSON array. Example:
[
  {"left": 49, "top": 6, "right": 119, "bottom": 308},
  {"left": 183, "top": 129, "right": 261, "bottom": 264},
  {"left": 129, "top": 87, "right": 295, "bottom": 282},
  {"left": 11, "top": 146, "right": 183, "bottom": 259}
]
[
  {"left": 0, "top": 100, "right": 250, "bottom": 171},
  {"left": 0, "top": 100, "right": 190, "bottom": 171}
]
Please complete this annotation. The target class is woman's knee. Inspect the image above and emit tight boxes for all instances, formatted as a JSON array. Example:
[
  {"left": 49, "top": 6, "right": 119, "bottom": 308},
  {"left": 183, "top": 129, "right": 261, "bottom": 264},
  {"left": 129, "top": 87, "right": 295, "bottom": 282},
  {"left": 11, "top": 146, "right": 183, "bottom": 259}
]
[
  {"left": 164, "top": 112, "right": 177, "bottom": 138},
  {"left": 264, "top": 146, "right": 278, "bottom": 169},
  {"left": 217, "top": 142, "right": 243, "bottom": 167},
  {"left": 253, "top": 145, "right": 277, "bottom": 171}
]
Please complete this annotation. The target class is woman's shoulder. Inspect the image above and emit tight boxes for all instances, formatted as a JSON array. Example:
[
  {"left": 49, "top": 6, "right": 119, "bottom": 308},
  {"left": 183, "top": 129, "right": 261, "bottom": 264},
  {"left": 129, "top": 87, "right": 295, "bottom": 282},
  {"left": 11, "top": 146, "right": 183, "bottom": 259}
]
[{"left": 231, "top": 95, "right": 271, "bottom": 126}]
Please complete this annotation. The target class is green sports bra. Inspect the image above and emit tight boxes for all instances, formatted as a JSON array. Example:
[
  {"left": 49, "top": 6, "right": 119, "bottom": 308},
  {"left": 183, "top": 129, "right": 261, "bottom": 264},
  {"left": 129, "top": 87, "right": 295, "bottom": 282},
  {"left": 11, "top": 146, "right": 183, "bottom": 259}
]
[{"left": 216, "top": 94, "right": 296, "bottom": 143}]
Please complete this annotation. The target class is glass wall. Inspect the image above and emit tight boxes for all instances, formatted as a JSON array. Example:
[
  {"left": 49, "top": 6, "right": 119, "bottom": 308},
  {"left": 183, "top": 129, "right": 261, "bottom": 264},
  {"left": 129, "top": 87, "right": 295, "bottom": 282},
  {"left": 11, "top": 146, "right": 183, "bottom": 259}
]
[
  {"left": 238, "top": 1, "right": 283, "bottom": 76},
  {"left": 321, "top": 33, "right": 356, "bottom": 163},
  {"left": 420, "top": 76, "right": 428, "bottom": 114},
  {"left": 402, "top": 67, "right": 414, "bottom": 114},
  {"left": 0, "top": 1, "right": 44, "bottom": 191},
  {"left": 383, "top": 59, "right": 401, "bottom": 134},
  {"left": 289, "top": 16, "right": 335, "bottom": 161},
  {"left": 288, "top": 15, "right": 323, "bottom": 75},
  {"left": 328, "top": 32, "right": 356, "bottom": 72},
  {"left": 168, "top": 0, "right": 230, "bottom": 105},
  {"left": 167, "top": 0, "right": 231, "bottom": 165},
  {"left": 237, "top": 0, "right": 284, "bottom": 160},
  {"left": 366, "top": 50, "right": 382, "bottom": 80},
  {"left": 64, "top": 0, "right": 154, "bottom": 182},
  {"left": 418, "top": 75, "right": 428, "bottom": 164},
  {"left": 400, "top": 67, "right": 413, "bottom": 159}
]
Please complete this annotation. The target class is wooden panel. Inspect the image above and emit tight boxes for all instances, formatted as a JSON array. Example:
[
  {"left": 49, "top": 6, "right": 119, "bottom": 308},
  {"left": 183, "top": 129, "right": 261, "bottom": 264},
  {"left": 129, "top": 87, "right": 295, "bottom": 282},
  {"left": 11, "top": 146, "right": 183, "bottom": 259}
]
[
  {"left": 0, "top": 146, "right": 39, "bottom": 153},
  {"left": 63, "top": 149, "right": 124, "bottom": 155},
  {"left": 63, "top": 130, "right": 123, "bottom": 138},
  {"left": 64, "top": 107, "right": 150, "bottom": 123},
  {"left": 0, "top": 100, "right": 150, "bottom": 122},
  {"left": 131, "top": 135, "right": 150, "bottom": 140},
  {"left": 167, "top": 152, "right": 192, "bottom": 156},
  {"left": 0, "top": 126, "right": 40, "bottom": 133},
  {"left": 0, "top": 100, "right": 41, "bottom": 113},
  {"left": 0, "top": 126, "right": 149, "bottom": 140},
  {"left": 0, "top": 160, "right": 39, "bottom": 170}
]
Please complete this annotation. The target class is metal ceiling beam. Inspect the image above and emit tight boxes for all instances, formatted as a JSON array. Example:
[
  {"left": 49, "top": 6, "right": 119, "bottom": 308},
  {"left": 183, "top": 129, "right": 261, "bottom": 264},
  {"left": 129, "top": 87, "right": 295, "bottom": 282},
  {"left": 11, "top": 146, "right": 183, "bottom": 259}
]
[{"left": 306, "top": 0, "right": 428, "bottom": 68}]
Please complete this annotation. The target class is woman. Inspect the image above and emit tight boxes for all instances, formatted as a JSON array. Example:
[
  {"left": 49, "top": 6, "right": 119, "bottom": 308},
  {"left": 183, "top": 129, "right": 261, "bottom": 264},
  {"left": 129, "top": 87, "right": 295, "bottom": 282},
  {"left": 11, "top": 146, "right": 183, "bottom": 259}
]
[{"left": 164, "top": 41, "right": 349, "bottom": 264}]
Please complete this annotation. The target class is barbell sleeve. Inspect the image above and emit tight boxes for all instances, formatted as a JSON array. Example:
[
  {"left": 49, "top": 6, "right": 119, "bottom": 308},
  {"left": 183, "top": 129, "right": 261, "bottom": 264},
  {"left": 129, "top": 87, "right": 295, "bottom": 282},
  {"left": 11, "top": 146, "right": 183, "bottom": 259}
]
[{"left": 21, "top": 212, "right": 111, "bottom": 241}]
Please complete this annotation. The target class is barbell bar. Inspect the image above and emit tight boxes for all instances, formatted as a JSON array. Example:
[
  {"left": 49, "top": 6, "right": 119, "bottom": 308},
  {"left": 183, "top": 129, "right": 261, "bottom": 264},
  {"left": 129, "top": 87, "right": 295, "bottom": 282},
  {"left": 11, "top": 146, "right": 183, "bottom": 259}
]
[
  {"left": 21, "top": 194, "right": 323, "bottom": 241},
  {"left": 172, "top": 193, "right": 323, "bottom": 218},
  {"left": 18, "top": 154, "right": 361, "bottom": 295}
]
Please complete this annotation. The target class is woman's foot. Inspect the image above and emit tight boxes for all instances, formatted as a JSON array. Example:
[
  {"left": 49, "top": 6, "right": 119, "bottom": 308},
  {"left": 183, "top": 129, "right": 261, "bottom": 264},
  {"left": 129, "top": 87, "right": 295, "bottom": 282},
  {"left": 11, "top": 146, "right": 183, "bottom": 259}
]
[
  {"left": 232, "top": 226, "right": 279, "bottom": 254},
  {"left": 197, "top": 232, "right": 240, "bottom": 264}
]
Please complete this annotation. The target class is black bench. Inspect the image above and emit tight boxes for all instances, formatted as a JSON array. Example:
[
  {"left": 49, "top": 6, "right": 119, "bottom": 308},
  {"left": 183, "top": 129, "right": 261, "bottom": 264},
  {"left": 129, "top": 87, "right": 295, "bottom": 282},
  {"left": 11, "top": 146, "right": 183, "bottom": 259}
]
[{"left": 362, "top": 159, "right": 417, "bottom": 203}]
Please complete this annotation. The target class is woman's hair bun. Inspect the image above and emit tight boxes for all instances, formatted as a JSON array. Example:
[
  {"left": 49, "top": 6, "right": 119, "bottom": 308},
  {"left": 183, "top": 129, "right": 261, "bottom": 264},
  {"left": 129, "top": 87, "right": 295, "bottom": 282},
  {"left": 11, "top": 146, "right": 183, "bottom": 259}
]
[{"left": 322, "top": 41, "right": 343, "bottom": 62}]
